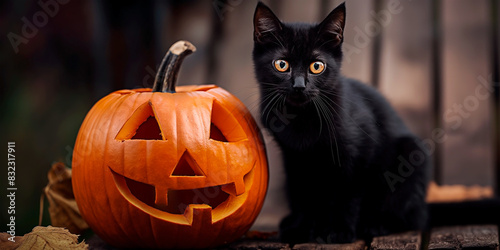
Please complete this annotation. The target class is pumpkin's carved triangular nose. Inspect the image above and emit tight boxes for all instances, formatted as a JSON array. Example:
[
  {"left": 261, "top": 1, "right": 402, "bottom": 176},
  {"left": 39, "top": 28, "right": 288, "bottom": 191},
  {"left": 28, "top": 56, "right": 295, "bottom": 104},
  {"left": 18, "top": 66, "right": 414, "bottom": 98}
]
[{"left": 171, "top": 151, "right": 205, "bottom": 176}]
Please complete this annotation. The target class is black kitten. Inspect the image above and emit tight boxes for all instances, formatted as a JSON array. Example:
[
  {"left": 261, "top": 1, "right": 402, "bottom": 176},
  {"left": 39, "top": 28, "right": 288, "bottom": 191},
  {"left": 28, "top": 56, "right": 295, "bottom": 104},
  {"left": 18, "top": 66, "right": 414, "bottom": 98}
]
[{"left": 253, "top": 2, "right": 429, "bottom": 244}]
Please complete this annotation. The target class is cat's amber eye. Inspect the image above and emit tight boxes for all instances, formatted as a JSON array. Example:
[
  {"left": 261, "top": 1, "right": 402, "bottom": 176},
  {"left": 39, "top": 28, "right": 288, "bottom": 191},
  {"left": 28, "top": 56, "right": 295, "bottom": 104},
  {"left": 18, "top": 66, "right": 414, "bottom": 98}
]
[
  {"left": 274, "top": 59, "right": 289, "bottom": 72},
  {"left": 310, "top": 61, "right": 325, "bottom": 74}
]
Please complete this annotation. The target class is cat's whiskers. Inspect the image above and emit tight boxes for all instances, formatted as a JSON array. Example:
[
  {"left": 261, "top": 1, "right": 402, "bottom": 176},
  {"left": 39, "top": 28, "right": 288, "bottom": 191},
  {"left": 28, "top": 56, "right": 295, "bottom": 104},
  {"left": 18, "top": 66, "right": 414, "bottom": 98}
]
[
  {"left": 245, "top": 83, "right": 286, "bottom": 114},
  {"left": 320, "top": 88, "right": 381, "bottom": 124},
  {"left": 317, "top": 97, "right": 342, "bottom": 167},
  {"left": 321, "top": 88, "right": 375, "bottom": 102},
  {"left": 313, "top": 95, "right": 341, "bottom": 166},
  {"left": 280, "top": 93, "right": 287, "bottom": 110},
  {"left": 318, "top": 92, "right": 379, "bottom": 144},
  {"left": 267, "top": 94, "right": 286, "bottom": 126},
  {"left": 258, "top": 81, "right": 279, "bottom": 86},
  {"left": 234, "top": 87, "right": 260, "bottom": 100},
  {"left": 217, "top": 85, "right": 272, "bottom": 118},
  {"left": 311, "top": 98, "right": 324, "bottom": 139},
  {"left": 257, "top": 90, "right": 279, "bottom": 115},
  {"left": 261, "top": 91, "right": 285, "bottom": 127},
  {"left": 320, "top": 87, "right": 375, "bottom": 117},
  {"left": 243, "top": 93, "right": 266, "bottom": 114}
]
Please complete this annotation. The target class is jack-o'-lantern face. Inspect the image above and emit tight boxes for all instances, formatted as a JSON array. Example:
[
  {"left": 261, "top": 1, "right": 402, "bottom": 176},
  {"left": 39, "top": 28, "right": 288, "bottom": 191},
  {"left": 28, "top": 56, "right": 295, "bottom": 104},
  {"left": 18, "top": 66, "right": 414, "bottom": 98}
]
[
  {"left": 72, "top": 41, "right": 267, "bottom": 249},
  {"left": 72, "top": 86, "right": 268, "bottom": 249},
  {"left": 108, "top": 88, "right": 256, "bottom": 225}
]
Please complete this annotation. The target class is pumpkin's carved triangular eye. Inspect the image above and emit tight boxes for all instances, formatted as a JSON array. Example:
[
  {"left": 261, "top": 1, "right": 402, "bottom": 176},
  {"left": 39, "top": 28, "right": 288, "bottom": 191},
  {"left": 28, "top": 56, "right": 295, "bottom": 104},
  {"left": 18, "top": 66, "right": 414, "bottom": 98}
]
[
  {"left": 171, "top": 151, "right": 204, "bottom": 176},
  {"left": 209, "top": 101, "right": 247, "bottom": 142},
  {"left": 133, "top": 116, "right": 162, "bottom": 140},
  {"left": 116, "top": 101, "right": 164, "bottom": 140},
  {"left": 210, "top": 123, "right": 228, "bottom": 142}
]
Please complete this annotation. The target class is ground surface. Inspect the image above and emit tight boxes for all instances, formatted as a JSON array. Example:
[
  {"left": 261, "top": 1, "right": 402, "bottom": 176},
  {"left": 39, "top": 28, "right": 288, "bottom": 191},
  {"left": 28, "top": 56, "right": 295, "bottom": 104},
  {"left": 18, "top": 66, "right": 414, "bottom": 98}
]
[{"left": 86, "top": 225, "right": 499, "bottom": 250}]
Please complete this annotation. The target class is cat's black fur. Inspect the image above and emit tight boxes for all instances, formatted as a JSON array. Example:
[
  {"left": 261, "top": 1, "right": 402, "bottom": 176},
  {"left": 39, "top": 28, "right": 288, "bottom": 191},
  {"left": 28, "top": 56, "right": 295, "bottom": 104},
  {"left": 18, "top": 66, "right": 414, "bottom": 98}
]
[{"left": 253, "top": 2, "right": 429, "bottom": 243}]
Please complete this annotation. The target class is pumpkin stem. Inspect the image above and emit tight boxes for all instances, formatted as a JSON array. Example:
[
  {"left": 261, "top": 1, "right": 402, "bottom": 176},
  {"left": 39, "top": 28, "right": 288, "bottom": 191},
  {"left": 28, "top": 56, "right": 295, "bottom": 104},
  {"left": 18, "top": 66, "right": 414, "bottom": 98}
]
[{"left": 152, "top": 40, "right": 196, "bottom": 93}]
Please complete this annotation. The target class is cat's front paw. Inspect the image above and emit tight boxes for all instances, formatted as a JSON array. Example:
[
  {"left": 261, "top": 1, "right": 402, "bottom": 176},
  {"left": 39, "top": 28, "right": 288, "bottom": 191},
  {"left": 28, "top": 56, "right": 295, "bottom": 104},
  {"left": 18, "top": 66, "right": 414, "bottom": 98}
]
[{"left": 279, "top": 213, "right": 311, "bottom": 244}]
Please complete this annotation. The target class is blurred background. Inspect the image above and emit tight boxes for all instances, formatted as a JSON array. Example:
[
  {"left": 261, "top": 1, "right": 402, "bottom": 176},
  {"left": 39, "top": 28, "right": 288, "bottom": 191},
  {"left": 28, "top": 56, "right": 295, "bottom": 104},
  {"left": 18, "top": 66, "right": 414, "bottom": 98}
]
[{"left": 1, "top": 0, "right": 499, "bottom": 235}]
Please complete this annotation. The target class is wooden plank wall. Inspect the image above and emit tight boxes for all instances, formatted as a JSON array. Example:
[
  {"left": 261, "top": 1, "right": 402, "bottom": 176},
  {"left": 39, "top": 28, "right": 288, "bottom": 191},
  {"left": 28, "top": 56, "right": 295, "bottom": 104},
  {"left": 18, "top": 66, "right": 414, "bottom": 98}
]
[
  {"left": 441, "top": 0, "right": 493, "bottom": 187},
  {"left": 378, "top": 0, "right": 433, "bottom": 145},
  {"left": 161, "top": 0, "right": 500, "bottom": 230}
]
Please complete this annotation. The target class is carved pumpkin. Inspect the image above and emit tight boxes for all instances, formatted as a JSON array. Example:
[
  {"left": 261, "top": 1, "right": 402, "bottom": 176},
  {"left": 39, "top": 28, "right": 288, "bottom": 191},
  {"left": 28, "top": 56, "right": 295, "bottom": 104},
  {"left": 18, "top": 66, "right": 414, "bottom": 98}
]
[{"left": 72, "top": 41, "right": 268, "bottom": 248}]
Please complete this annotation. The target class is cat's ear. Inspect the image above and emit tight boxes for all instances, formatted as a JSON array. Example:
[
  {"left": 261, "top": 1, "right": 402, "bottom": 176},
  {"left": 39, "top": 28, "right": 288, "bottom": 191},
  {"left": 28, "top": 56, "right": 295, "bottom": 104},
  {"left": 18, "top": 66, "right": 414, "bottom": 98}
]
[
  {"left": 318, "top": 2, "right": 346, "bottom": 47},
  {"left": 254, "top": 1, "right": 282, "bottom": 43}
]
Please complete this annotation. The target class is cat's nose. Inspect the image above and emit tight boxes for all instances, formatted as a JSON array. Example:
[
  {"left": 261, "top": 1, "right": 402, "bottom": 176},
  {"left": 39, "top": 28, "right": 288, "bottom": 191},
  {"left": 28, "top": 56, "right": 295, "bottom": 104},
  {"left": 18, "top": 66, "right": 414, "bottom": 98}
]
[{"left": 293, "top": 76, "right": 306, "bottom": 91}]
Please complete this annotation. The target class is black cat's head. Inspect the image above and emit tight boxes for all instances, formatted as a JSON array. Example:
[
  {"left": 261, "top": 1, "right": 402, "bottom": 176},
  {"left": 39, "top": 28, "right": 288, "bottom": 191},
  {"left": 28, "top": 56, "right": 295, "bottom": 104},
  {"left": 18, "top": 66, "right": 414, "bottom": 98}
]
[{"left": 253, "top": 2, "right": 345, "bottom": 107}]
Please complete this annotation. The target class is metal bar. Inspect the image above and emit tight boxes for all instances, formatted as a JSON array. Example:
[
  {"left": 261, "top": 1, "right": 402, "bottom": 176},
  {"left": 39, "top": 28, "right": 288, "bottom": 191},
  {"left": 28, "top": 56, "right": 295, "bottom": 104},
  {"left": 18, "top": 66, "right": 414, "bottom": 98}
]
[
  {"left": 431, "top": 0, "right": 443, "bottom": 184},
  {"left": 370, "top": 0, "right": 383, "bottom": 88},
  {"left": 491, "top": 0, "right": 500, "bottom": 195}
]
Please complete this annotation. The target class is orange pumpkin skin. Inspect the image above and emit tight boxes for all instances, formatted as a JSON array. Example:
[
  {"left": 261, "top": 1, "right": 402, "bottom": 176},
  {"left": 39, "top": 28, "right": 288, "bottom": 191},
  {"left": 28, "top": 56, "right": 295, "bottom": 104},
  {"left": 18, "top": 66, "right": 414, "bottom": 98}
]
[{"left": 72, "top": 85, "right": 268, "bottom": 248}]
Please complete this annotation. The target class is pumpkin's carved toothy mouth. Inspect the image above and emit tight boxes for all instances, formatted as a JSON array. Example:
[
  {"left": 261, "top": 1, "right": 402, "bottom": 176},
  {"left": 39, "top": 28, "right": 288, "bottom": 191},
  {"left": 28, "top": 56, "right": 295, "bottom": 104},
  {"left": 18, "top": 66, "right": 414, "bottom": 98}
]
[
  {"left": 113, "top": 169, "right": 230, "bottom": 214},
  {"left": 109, "top": 166, "right": 254, "bottom": 225}
]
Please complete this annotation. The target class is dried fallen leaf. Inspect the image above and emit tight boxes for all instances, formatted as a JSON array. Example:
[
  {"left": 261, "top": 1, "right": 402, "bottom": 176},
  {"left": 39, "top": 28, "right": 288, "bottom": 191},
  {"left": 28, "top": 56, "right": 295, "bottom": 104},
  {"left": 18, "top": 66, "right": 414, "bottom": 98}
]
[
  {"left": 40, "top": 162, "right": 89, "bottom": 234},
  {"left": 17, "top": 226, "right": 87, "bottom": 250},
  {"left": 0, "top": 232, "right": 24, "bottom": 250}
]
